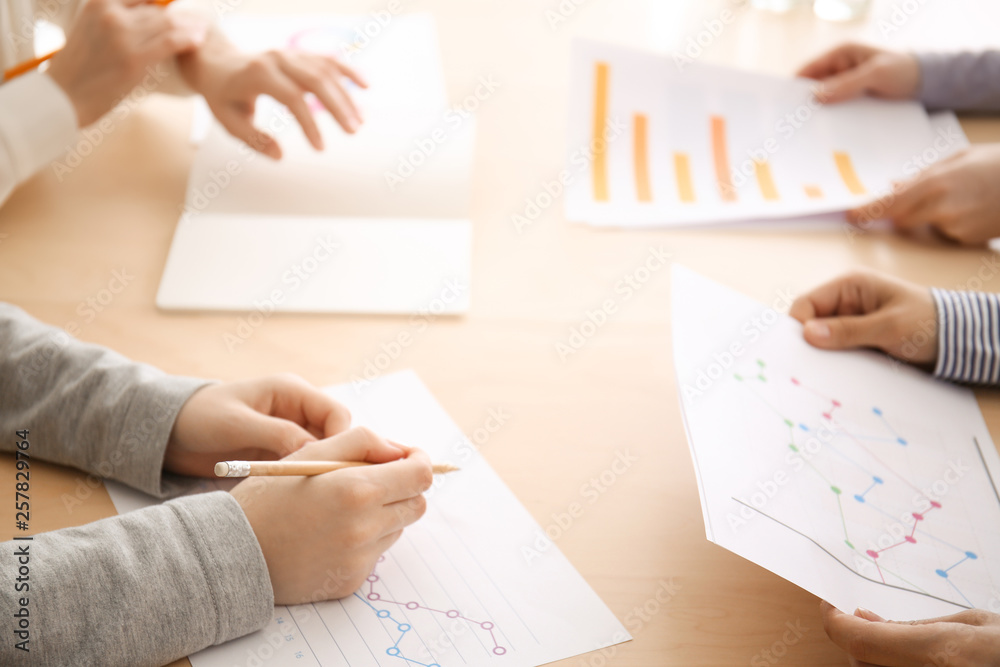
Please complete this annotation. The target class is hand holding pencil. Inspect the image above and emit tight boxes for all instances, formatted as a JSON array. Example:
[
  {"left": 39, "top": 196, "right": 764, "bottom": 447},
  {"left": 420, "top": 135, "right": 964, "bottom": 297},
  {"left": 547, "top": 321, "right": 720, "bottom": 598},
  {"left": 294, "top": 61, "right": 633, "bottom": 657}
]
[
  {"left": 39, "top": 0, "right": 207, "bottom": 127},
  {"left": 230, "top": 426, "right": 436, "bottom": 605}
]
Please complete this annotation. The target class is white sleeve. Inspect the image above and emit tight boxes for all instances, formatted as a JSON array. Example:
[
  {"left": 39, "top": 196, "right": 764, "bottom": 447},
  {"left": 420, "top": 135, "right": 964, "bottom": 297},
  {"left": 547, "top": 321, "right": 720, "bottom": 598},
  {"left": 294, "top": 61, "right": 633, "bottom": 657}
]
[{"left": 0, "top": 71, "right": 77, "bottom": 205}]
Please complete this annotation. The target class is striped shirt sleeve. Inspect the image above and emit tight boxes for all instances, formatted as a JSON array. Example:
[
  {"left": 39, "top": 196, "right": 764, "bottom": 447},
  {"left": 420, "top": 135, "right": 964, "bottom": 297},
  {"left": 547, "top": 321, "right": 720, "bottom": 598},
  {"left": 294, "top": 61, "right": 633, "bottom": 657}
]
[{"left": 932, "top": 288, "right": 1000, "bottom": 384}]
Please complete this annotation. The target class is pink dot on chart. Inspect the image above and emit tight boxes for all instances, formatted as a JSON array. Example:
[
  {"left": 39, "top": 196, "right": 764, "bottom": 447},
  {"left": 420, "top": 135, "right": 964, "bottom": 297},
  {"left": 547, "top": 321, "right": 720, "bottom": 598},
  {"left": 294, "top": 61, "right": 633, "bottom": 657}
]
[
  {"left": 446, "top": 610, "right": 459, "bottom": 618},
  {"left": 866, "top": 550, "right": 879, "bottom": 559},
  {"left": 481, "top": 622, "right": 494, "bottom": 630},
  {"left": 367, "top": 575, "right": 379, "bottom": 583},
  {"left": 912, "top": 513, "right": 924, "bottom": 521},
  {"left": 406, "top": 602, "right": 419, "bottom": 610},
  {"left": 368, "top": 593, "right": 381, "bottom": 601},
  {"left": 791, "top": 378, "right": 800, "bottom": 385},
  {"left": 822, "top": 413, "right": 831, "bottom": 420},
  {"left": 833, "top": 400, "right": 841, "bottom": 407},
  {"left": 905, "top": 536, "right": 916, "bottom": 544},
  {"left": 377, "top": 555, "right": 386, "bottom": 563},
  {"left": 931, "top": 501, "right": 942, "bottom": 508},
  {"left": 493, "top": 647, "right": 507, "bottom": 655}
]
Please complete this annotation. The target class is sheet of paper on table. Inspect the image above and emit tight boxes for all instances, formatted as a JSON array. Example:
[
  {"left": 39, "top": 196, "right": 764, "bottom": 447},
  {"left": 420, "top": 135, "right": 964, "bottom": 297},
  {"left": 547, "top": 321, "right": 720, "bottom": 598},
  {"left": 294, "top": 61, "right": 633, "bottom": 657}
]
[
  {"left": 106, "top": 371, "right": 630, "bottom": 666},
  {"left": 158, "top": 15, "right": 474, "bottom": 315},
  {"left": 566, "top": 39, "right": 956, "bottom": 228},
  {"left": 671, "top": 264, "right": 1000, "bottom": 620}
]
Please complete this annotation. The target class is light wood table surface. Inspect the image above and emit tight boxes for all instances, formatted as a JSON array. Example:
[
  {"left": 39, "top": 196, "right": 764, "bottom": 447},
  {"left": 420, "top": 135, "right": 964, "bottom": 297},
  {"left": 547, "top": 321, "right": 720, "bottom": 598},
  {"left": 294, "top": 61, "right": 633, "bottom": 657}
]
[{"left": 2, "top": 1, "right": 999, "bottom": 664}]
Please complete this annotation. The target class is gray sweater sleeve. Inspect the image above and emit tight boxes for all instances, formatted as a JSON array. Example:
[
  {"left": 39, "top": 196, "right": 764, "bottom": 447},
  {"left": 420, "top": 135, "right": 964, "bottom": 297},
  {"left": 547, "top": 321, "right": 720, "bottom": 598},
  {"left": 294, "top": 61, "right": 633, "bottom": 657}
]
[
  {"left": 0, "top": 301, "right": 204, "bottom": 496},
  {"left": 0, "top": 304, "right": 274, "bottom": 664},
  {"left": 918, "top": 51, "right": 1000, "bottom": 111}
]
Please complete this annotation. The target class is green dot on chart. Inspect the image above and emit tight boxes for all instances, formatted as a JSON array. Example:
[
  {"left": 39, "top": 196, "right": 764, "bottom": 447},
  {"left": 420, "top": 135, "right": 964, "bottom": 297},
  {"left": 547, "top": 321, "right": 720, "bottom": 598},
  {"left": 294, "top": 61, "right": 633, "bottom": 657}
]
[
  {"left": 845, "top": 540, "right": 855, "bottom": 550},
  {"left": 831, "top": 486, "right": 842, "bottom": 495},
  {"left": 734, "top": 374, "right": 743, "bottom": 381},
  {"left": 757, "top": 374, "right": 766, "bottom": 382},
  {"left": 757, "top": 359, "right": 765, "bottom": 367},
  {"left": 784, "top": 419, "right": 793, "bottom": 427},
  {"left": 788, "top": 444, "right": 799, "bottom": 452}
]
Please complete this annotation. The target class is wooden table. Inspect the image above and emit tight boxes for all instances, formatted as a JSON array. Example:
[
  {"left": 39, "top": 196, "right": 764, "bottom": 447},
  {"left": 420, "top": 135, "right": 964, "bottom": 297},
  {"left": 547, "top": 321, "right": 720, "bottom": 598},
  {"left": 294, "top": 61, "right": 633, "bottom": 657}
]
[{"left": 3, "top": 1, "right": 999, "bottom": 664}]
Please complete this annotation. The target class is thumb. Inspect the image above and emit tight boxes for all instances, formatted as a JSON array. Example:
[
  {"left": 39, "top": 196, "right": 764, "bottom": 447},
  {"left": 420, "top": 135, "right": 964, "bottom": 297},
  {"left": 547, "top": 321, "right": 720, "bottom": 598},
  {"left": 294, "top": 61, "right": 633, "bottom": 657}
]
[
  {"left": 815, "top": 63, "right": 878, "bottom": 103},
  {"left": 287, "top": 426, "right": 407, "bottom": 464},
  {"left": 244, "top": 410, "right": 317, "bottom": 458},
  {"left": 803, "top": 313, "right": 889, "bottom": 351},
  {"left": 213, "top": 104, "right": 282, "bottom": 160}
]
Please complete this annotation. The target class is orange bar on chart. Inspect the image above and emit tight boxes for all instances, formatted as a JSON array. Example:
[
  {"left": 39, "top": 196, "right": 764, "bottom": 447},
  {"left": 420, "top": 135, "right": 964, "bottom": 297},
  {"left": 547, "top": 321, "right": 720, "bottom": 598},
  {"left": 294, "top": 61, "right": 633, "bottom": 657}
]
[
  {"left": 754, "top": 161, "right": 780, "bottom": 201},
  {"left": 592, "top": 62, "right": 610, "bottom": 202},
  {"left": 673, "top": 153, "right": 696, "bottom": 203},
  {"left": 711, "top": 116, "right": 737, "bottom": 202},
  {"left": 833, "top": 152, "right": 866, "bottom": 195},
  {"left": 633, "top": 114, "right": 652, "bottom": 202},
  {"left": 803, "top": 185, "right": 824, "bottom": 199}
]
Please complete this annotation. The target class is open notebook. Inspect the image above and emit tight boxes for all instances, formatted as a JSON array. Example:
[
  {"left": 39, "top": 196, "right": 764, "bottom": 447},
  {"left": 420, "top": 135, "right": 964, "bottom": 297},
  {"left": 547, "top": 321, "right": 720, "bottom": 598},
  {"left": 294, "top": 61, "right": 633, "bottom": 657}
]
[{"left": 157, "top": 15, "right": 474, "bottom": 314}]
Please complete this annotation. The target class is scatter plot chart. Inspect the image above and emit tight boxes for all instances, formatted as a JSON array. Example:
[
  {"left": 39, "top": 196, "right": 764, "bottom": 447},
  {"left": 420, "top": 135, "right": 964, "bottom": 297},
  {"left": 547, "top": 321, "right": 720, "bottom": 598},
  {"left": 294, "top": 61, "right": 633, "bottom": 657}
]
[{"left": 673, "top": 265, "right": 1000, "bottom": 620}]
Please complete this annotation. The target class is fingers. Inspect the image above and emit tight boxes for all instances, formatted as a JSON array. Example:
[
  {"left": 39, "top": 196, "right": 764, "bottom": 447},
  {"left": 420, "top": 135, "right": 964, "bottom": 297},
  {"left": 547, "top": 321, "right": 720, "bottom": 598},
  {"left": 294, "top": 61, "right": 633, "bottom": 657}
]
[
  {"left": 257, "top": 66, "right": 325, "bottom": 150},
  {"left": 240, "top": 409, "right": 318, "bottom": 459},
  {"left": 789, "top": 271, "right": 881, "bottom": 323},
  {"left": 276, "top": 55, "right": 362, "bottom": 133},
  {"left": 814, "top": 60, "right": 881, "bottom": 103},
  {"left": 289, "top": 426, "right": 408, "bottom": 465},
  {"left": 326, "top": 55, "right": 369, "bottom": 89},
  {"left": 802, "top": 312, "right": 893, "bottom": 351},
  {"left": 264, "top": 375, "right": 352, "bottom": 439},
  {"left": 846, "top": 177, "right": 929, "bottom": 229},
  {"left": 361, "top": 447, "right": 434, "bottom": 505},
  {"left": 797, "top": 43, "right": 873, "bottom": 80},
  {"left": 212, "top": 101, "right": 282, "bottom": 159},
  {"left": 381, "top": 494, "right": 428, "bottom": 537},
  {"left": 822, "top": 601, "right": 939, "bottom": 666}
]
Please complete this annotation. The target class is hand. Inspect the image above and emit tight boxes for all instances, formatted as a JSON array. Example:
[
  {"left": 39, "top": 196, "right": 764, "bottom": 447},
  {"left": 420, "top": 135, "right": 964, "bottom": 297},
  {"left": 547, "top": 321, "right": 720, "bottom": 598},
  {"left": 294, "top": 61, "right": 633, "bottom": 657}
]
[
  {"left": 846, "top": 144, "right": 1000, "bottom": 245},
  {"left": 789, "top": 270, "right": 937, "bottom": 367},
  {"left": 46, "top": 0, "right": 207, "bottom": 127},
  {"left": 232, "top": 427, "right": 433, "bottom": 604},
  {"left": 165, "top": 374, "right": 352, "bottom": 477},
  {"left": 821, "top": 601, "right": 1000, "bottom": 667},
  {"left": 178, "top": 27, "right": 368, "bottom": 159},
  {"left": 797, "top": 43, "right": 920, "bottom": 104}
]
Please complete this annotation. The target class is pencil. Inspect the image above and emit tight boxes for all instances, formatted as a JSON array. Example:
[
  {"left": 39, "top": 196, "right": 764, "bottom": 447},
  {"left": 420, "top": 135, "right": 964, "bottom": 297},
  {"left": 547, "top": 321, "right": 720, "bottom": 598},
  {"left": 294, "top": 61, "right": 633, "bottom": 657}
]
[
  {"left": 215, "top": 460, "right": 461, "bottom": 478},
  {"left": 3, "top": 0, "right": 176, "bottom": 82}
]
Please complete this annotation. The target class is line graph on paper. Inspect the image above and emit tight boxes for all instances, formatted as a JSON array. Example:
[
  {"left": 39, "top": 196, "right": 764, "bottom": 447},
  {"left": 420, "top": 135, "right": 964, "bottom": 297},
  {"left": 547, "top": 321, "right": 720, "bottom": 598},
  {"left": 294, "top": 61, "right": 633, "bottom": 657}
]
[
  {"left": 194, "top": 505, "right": 533, "bottom": 667},
  {"left": 727, "top": 357, "right": 1000, "bottom": 612}
]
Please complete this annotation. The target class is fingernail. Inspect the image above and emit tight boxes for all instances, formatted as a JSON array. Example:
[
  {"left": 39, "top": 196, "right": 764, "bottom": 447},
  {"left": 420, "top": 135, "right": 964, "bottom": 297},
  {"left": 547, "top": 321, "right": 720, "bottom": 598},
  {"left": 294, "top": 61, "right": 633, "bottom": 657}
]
[
  {"left": 855, "top": 607, "right": 886, "bottom": 622},
  {"left": 806, "top": 320, "right": 830, "bottom": 339}
]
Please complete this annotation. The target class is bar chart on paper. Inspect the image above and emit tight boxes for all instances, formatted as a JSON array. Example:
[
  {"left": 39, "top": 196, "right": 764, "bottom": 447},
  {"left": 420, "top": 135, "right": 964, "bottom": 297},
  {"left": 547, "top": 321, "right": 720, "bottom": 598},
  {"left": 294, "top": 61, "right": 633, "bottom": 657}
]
[
  {"left": 567, "top": 40, "right": 941, "bottom": 227},
  {"left": 672, "top": 266, "right": 1000, "bottom": 621}
]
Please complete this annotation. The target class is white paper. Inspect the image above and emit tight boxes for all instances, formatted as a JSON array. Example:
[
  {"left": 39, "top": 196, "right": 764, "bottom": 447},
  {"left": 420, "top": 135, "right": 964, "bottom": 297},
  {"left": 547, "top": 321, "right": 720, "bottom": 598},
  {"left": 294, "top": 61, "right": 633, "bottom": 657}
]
[
  {"left": 566, "top": 39, "right": 943, "bottom": 228},
  {"left": 672, "top": 264, "right": 1000, "bottom": 620},
  {"left": 106, "top": 372, "right": 630, "bottom": 666},
  {"left": 156, "top": 215, "right": 470, "bottom": 315},
  {"left": 161, "top": 15, "right": 474, "bottom": 314}
]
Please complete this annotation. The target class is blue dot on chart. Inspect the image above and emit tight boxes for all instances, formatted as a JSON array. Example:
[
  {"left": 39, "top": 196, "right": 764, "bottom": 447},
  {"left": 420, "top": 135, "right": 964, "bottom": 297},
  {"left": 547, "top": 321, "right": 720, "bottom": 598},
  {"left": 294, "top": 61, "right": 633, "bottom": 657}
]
[
  {"left": 799, "top": 424, "right": 809, "bottom": 432},
  {"left": 399, "top": 624, "right": 411, "bottom": 632},
  {"left": 377, "top": 610, "right": 390, "bottom": 618},
  {"left": 936, "top": 569, "right": 949, "bottom": 578},
  {"left": 967, "top": 551, "right": 979, "bottom": 560},
  {"left": 873, "top": 476, "right": 884, "bottom": 484},
  {"left": 897, "top": 437, "right": 908, "bottom": 446},
  {"left": 873, "top": 407, "right": 882, "bottom": 415},
  {"left": 854, "top": 494, "right": 865, "bottom": 503},
  {"left": 386, "top": 647, "right": 400, "bottom": 656}
]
